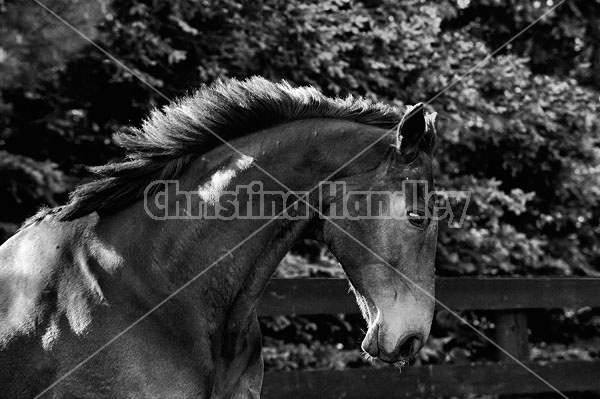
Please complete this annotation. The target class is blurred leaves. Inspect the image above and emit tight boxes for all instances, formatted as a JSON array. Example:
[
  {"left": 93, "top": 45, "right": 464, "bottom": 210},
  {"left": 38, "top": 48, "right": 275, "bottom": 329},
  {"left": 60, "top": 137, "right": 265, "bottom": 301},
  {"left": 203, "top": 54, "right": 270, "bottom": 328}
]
[{"left": 0, "top": 150, "right": 70, "bottom": 223}]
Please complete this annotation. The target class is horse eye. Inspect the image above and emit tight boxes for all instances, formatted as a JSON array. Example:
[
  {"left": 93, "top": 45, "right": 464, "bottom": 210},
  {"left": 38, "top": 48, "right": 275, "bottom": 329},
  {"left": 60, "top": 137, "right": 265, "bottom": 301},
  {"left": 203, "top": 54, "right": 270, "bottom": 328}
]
[{"left": 407, "top": 210, "right": 426, "bottom": 228}]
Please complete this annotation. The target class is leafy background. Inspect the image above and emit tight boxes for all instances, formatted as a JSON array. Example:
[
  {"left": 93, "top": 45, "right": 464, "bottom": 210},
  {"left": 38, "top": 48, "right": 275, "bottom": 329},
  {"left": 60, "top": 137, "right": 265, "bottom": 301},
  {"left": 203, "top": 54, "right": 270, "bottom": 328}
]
[{"left": 1, "top": 0, "right": 600, "bottom": 387}]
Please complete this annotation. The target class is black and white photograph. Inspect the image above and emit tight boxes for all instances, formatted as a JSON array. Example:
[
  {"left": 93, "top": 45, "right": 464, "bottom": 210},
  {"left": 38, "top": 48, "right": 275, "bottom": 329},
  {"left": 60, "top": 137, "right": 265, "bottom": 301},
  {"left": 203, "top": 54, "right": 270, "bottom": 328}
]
[{"left": 1, "top": 0, "right": 600, "bottom": 398}]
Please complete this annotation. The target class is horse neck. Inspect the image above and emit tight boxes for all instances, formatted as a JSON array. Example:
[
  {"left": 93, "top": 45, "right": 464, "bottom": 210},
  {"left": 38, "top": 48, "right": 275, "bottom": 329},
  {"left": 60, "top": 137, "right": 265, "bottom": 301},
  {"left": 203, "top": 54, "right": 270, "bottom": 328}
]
[{"left": 91, "top": 118, "right": 392, "bottom": 326}]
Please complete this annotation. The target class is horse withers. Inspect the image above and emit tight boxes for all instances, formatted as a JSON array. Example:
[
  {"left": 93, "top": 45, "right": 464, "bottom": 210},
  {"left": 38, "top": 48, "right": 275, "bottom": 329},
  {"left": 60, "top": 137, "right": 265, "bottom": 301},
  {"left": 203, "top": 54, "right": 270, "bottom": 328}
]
[{"left": 0, "top": 77, "right": 437, "bottom": 398}]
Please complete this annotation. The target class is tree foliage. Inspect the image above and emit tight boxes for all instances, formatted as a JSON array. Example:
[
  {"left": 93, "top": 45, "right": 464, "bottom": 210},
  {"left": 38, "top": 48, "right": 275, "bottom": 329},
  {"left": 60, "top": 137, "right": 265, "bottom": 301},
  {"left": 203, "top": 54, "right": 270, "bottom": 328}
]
[{"left": 1, "top": 0, "right": 599, "bottom": 275}]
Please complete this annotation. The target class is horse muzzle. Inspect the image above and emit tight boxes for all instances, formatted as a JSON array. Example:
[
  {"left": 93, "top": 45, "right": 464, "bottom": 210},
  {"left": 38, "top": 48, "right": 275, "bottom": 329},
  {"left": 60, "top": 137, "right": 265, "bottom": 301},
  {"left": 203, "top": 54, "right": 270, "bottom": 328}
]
[{"left": 361, "top": 322, "right": 425, "bottom": 363}]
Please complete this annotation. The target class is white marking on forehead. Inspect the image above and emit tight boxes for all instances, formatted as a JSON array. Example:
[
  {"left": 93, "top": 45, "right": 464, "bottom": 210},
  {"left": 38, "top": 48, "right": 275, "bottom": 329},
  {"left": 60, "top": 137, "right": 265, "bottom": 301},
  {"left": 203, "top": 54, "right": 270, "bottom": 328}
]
[{"left": 198, "top": 154, "right": 254, "bottom": 204}]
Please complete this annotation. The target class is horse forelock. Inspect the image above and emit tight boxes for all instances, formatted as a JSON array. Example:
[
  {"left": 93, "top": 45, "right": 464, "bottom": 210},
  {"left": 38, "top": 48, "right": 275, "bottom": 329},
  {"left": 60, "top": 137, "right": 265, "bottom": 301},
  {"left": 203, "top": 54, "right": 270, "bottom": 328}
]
[{"left": 24, "top": 77, "right": 404, "bottom": 226}]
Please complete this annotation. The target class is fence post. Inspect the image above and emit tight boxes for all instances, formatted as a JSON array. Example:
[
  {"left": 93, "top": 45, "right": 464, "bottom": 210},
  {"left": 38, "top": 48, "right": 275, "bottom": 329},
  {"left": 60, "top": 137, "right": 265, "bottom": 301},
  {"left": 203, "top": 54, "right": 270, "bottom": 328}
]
[
  {"left": 493, "top": 310, "right": 530, "bottom": 361},
  {"left": 494, "top": 310, "right": 531, "bottom": 399}
]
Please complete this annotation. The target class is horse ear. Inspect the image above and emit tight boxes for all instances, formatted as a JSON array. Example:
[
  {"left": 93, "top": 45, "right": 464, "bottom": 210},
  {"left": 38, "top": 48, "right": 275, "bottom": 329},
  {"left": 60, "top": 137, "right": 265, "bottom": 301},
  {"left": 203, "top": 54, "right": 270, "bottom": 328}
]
[
  {"left": 425, "top": 112, "right": 437, "bottom": 130},
  {"left": 399, "top": 103, "right": 425, "bottom": 154},
  {"left": 423, "top": 111, "right": 437, "bottom": 154},
  {"left": 399, "top": 103, "right": 436, "bottom": 157}
]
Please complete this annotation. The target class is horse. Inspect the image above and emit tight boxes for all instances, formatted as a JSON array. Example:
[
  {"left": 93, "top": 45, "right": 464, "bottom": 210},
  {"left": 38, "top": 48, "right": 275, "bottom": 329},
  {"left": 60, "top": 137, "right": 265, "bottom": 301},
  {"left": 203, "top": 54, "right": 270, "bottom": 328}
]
[{"left": 0, "top": 77, "right": 438, "bottom": 398}]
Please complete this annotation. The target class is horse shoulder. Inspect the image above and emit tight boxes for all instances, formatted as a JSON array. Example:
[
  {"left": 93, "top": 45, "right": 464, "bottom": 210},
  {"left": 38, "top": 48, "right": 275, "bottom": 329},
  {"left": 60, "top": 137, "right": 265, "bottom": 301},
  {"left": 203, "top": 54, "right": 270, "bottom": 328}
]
[{"left": 0, "top": 214, "right": 105, "bottom": 350}]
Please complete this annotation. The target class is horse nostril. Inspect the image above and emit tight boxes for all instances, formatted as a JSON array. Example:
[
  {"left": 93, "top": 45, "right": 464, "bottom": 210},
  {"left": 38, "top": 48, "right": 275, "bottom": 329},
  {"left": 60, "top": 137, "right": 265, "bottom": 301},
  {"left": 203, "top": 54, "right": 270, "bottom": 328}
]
[{"left": 398, "top": 333, "right": 423, "bottom": 358}]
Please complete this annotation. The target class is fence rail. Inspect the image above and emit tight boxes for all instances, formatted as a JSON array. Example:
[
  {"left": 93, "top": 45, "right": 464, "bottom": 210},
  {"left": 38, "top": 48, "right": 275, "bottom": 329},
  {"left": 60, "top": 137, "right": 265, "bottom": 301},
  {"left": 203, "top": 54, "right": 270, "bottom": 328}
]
[{"left": 260, "top": 278, "right": 600, "bottom": 398}]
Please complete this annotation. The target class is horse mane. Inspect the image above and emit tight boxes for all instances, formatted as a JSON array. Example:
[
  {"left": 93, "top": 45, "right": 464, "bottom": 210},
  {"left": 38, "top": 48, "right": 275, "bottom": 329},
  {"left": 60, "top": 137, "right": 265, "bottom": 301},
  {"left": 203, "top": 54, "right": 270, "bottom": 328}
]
[{"left": 23, "top": 76, "right": 404, "bottom": 226}]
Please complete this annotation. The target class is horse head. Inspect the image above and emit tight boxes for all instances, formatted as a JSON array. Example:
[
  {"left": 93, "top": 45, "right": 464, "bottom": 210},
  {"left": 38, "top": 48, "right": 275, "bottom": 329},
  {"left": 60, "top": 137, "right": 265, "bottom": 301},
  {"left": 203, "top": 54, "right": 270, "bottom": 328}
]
[{"left": 321, "top": 104, "right": 437, "bottom": 364}]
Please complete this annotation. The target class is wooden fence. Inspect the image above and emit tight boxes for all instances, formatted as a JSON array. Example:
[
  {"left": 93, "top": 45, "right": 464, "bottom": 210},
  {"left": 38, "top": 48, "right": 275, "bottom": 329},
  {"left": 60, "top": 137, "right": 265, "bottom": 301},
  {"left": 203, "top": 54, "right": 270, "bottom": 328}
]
[{"left": 258, "top": 278, "right": 600, "bottom": 398}]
